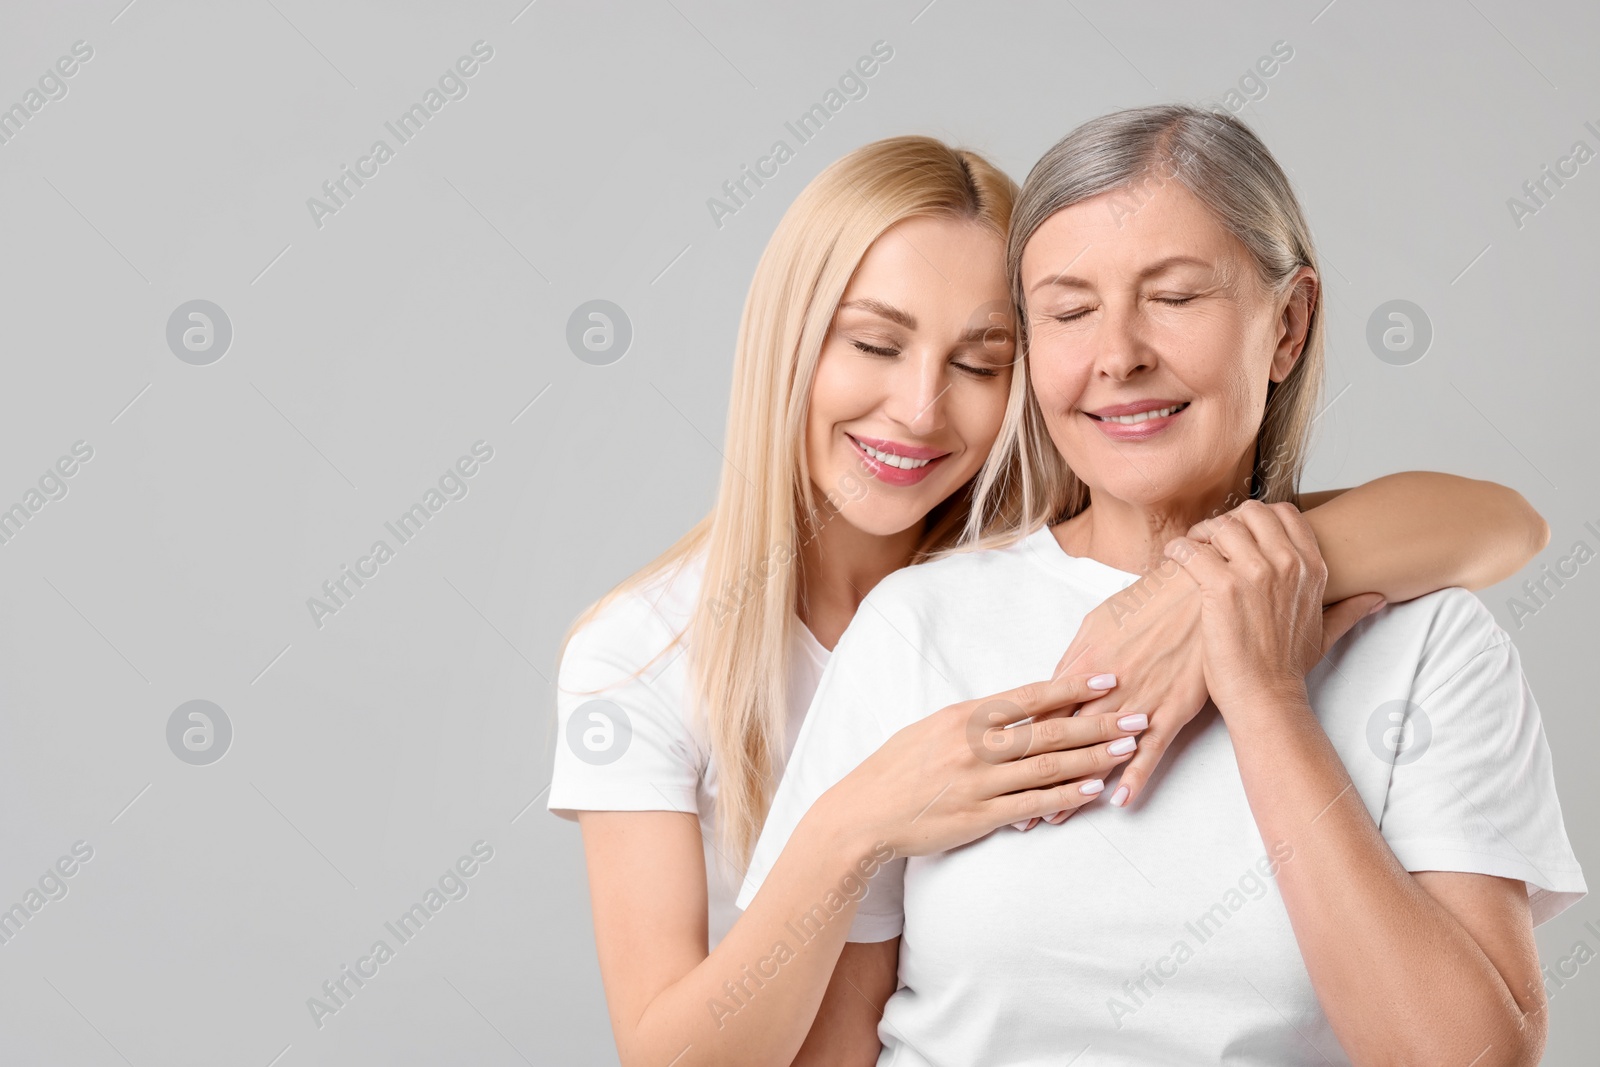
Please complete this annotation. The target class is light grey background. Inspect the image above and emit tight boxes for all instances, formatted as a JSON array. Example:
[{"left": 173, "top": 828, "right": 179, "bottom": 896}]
[{"left": 0, "top": 1, "right": 1595, "bottom": 1064}]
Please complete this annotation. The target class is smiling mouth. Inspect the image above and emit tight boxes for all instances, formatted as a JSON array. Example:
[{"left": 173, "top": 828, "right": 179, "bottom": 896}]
[
  {"left": 1087, "top": 402, "right": 1190, "bottom": 425},
  {"left": 856, "top": 440, "right": 932, "bottom": 469},
  {"left": 848, "top": 434, "right": 946, "bottom": 470}
]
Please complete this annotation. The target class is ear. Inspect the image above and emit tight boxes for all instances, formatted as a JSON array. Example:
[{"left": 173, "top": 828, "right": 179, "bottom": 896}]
[{"left": 1269, "top": 266, "right": 1318, "bottom": 384}]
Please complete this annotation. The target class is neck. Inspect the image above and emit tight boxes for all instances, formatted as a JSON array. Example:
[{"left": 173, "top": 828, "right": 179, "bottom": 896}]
[
  {"left": 796, "top": 499, "right": 923, "bottom": 650},
  {"left": 1056, "top": 457, "right": 1255, "bottom": 575}
]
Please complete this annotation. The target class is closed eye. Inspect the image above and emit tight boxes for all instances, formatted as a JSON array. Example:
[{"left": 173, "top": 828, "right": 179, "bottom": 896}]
[
  {"left": 954, "top": 361, "right": 1000, "bottom": 378},
  {"left": 1153, "top": 295, "right": 1196, "bottom": 306},
  {"left": 852, "top": 340, "right": 899, "bottom": 357}
]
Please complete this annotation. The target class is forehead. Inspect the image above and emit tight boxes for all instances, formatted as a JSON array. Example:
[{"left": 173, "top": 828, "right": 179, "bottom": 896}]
[
  {"left": 1020, "top": 179, "right": 1245, "bottom": 285},
  {"left": 845, "top": 216, "right": 1009, "bottom": 303}
]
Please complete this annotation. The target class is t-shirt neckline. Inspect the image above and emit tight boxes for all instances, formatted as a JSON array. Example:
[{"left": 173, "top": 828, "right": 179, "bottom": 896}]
[
  {"left": 1021, "top": 523, "right": 1143, "bottom": 590},
  {"left": 792, "top": 616, "right": 832, "bottom": 664}
]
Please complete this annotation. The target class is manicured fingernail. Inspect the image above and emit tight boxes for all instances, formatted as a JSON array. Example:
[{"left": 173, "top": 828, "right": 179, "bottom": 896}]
[
  {"left": 1366, "top": 598, "right": 1387, "bottom": 617},
  {"left": 1108, "top": 736, "right": 1137, "bottom": 756},
  {"left": 1117, "top": 713, "right": 1148, "bottom": 731},
  {"left": 1111, "top": 785, "right": 1130, "bottom": 807},
  {"left": 1045, "top": 810, "right": 1069, "bottom": 824},
  {"left": 1012, "top": 819, "right": 1035, "bottom": 831},
  {"left": 1088, "top": 673, "right": 1117, "bottom": 690},
  {"left": 1079, "top": 778, "right": 1105, "bottom": 795}
]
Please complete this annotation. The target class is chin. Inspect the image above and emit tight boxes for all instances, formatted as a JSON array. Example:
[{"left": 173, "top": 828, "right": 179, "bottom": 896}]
[
  {"left": 836, "top": 501, "right": 933, "bottom": 539},
  {"left": 1069, "top": 458, "right": 1182, "bottom": 507}
]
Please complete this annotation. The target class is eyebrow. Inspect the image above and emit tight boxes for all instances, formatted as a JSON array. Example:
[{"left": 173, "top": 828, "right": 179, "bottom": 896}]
[
  {"left": 1029, "top": 254, "right": 1215, "bottom": 294},
  {"left": 839, "top": 298, "right": 915, "bottom": 329},
  {"left": 838, "top": 298, "right": 1011, "bottom": 346}
]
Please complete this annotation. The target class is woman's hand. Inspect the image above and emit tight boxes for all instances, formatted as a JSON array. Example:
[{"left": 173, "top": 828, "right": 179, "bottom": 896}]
[
  {"left": 1038, "top": 504, "right": 1382, "bottom": 816},
  {"left": 820, "top": 672, "right": 1148, "bottom": 857},
  {"left": 1162, "top": 500, "right": 1330, "bottom": 715},
  {"left": 1046, "top": 560, "right": 1208, "bottom": 811}
]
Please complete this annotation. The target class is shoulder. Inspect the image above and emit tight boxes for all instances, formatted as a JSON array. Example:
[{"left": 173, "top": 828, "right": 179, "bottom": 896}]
[
  {"left": 1370, "top": 587, "right": 1509, "bottom": 681},
  {"left": 822, "top": 535, "right": 1053, "bottom": 685},
  {"left": 560, "top": 551, "right": 705, "bottom": 691},
  {"left": 1323, "top": 587, "right": 1518, "bottom": 709},
  {"left": 856, "top": 536, "right": 1041, "bottom": 621}
]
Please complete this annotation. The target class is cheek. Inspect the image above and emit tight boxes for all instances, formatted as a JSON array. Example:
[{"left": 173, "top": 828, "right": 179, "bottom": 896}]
[
  {"left": 806, "top": 349, "right": 867, "bottom": 462},
  {"left": 962, "top": 374, "right": 1012, "bottom": 450},
  {"left": 1216, "top": 329, "right": 1278, "bottom": 413},
  {"left": 1027, "top": 343, "right": 1089, "bottom": 420}
]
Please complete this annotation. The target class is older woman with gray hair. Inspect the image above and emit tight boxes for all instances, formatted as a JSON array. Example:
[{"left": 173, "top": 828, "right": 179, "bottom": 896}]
[{"left": 740, "top": 105, "right": 1585, "bottom": 1065}]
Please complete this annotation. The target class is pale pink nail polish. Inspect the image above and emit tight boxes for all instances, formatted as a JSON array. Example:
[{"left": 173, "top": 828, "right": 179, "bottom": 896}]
[
  {"left": 1117, "top": 713, "right": 1148, "bottom": 731},
  {"left": 1012, "top": 819, "right": 1032, "bottom": 831},
  {"left": 1111, "top": 785, "right": 1130, "bottom": 807},
  {"left": 1079, "top": 778, "right": 1105, "bottom": 796},
  {"left": 1088, "top": 673, "right": 1117, "bottom": 690},
  {"left": 1108, "top": 736, "right": 1137, "bottom": 756}
]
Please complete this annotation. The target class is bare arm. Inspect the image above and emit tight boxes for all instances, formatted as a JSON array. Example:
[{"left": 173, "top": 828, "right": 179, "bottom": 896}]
[
  {"left": 792, "top": 940, "right": 897, "bottom": 1065},
  {"left": 1224, "top": 697, "right": 1545, "bottom": 1063},
  {"left": 1168, "top": 502, "right": 1546, "bottom": 1064},
  {"left": 579, "top": 808, "right": 879, "bottom": 1067},
  {"left": 1297, "top": 472, "right": 1548, "bottom": 601}
]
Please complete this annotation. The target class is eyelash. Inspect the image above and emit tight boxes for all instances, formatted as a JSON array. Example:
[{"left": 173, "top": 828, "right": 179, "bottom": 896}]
[
  {"left": 850, "top": 340, "right": 999, "bottom": 378},
  {"left": 1052, "top": 296, "right": 1196, "bottom": 323}
]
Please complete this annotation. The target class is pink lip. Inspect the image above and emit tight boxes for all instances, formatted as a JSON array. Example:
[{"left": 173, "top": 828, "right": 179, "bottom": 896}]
[
  {"left": 849, "top": 434, "right": 949, "bottom": 460},
  {"left": 1083, "top": 400, "right": 1190, "bottom": 442},
  {"left": 847, "top": 434, "right": 949, "bottom": 487}
]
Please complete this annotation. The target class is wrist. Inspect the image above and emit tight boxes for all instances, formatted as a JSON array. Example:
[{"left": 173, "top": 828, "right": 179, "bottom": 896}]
[
  {"left": 805, "top": 786, "right": 892, "bottom": 877},
  {"left": 1142, "top": 551, "right": 1201, "bottom": 608},
  {"left": 1213, "top": 674, "right": 1311, "bottom": 723},
  {"left": 1109, "top": 553, "right": 1201, "bottom": 635}
]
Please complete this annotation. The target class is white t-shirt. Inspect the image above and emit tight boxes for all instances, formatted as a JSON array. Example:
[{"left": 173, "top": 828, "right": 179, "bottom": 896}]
[
  {"left": 738, "top": 525, "right": 1586, "bottom": 1066},
  {"left": 549, "top": 550, "right": 831, "bottom": 948}
]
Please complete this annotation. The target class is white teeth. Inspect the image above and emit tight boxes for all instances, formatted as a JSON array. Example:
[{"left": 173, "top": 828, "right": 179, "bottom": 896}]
[
  {"left": 1100, "top": 403, "right": 1186, "bottom": 425},
  {"left": 856, "top": 439, "right": 933, "bottom": 469}
]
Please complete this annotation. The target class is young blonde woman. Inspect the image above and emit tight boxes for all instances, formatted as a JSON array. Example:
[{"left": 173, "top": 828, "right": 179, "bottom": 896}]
[
  {"left": 742, "top": 108, "right": 1584, "bottom": 1064},
  {"left": 550, "top": 136, "right": 1551, "bottom": 1067}
]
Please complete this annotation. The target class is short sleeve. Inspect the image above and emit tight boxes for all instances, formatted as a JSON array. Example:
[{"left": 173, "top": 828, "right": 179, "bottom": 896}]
[
  {"left": 1376, "top": 594, "right": 1586, "bottom": 926},
  {"left": 547, "top": 596, "right": 702, "bottom": 821},
  {"left": 736, "top": 586, "right": 941, "bottom": 942}
]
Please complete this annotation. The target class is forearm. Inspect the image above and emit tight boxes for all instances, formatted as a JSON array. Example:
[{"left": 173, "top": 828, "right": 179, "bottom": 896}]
[
  {"left": 1224, "top": 691, "right": 1539, "bottom": 1065},
  {"left": 620, "top": 804, "right": 880, "bottom": 1067},
  {"left": 1302, "top": 473, "right": 1548, "bottom": 602}
]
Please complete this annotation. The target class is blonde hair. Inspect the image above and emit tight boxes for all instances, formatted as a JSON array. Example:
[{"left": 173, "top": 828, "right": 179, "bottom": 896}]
[
  {"left": 564, "top": 137, "right": 1020, "bottom": 865},
  {"left": 970, "top": 104, "right": 1325, "bottom": 541}
]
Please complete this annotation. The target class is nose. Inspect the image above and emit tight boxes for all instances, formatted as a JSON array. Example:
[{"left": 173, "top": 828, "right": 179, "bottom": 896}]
[
  {"left": 881, "top": 346, "right": 948, "bottom": 438},
  {"left": 1096, "top": 301, "right": 1154, "bottom": 382}
]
